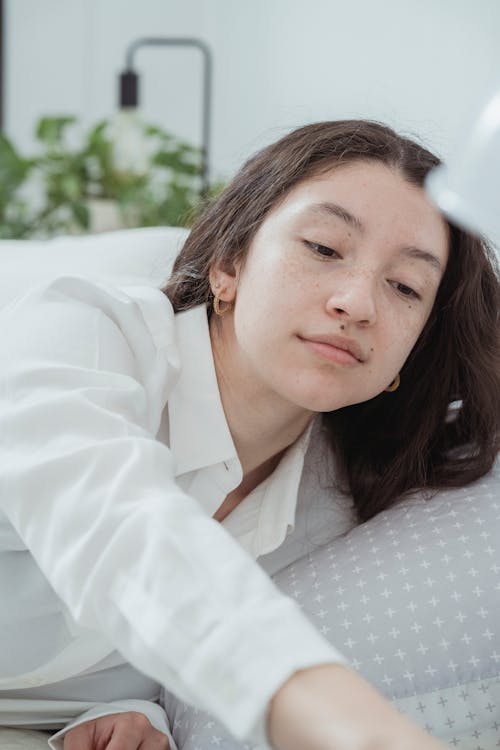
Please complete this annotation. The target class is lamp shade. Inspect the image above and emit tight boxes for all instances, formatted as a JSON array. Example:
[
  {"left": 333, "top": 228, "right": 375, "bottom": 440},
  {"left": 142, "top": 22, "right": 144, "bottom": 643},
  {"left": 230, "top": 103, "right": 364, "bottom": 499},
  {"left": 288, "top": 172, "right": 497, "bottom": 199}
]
[{"left": 426, "top": 88, "right": 500, "bottom": 243}]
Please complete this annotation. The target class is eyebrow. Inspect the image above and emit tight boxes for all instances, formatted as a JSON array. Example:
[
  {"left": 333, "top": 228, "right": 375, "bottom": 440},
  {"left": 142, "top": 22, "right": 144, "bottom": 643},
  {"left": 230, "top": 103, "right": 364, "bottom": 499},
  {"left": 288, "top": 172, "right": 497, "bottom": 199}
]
[
  {"left": 308, "top": 201, "right": 364, "bottom": 232},
  {"left": 306, "top": 201, "right": 443, "bottom": 273},
  {"left": 399, "top": 246, "right": 443, "bottom": 273}
]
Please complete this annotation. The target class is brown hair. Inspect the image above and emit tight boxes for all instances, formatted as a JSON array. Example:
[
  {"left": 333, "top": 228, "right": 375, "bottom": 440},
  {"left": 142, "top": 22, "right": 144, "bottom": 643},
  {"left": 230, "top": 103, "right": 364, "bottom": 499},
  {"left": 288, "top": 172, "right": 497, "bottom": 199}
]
[{"left": 164, "top": 120, "right": 500, "bottom": 521}]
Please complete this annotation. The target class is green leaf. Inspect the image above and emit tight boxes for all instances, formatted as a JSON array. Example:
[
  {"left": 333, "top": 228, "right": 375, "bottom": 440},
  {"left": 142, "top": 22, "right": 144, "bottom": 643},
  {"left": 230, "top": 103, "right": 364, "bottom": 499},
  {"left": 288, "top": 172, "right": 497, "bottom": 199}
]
[
  {"left": 36, "top": 116, "right": 76, "bottom": 148},
  {"left": 61, "top": 173, "right": 82, "bottom": 201},
  {"left": 152, "top": 150, "right": 201, "bottom": 175},
  {"left": 87, "top": 121, "right": 108, "bottom": 143},
  {"left": 70, "top": 201, "right": 90, "bottom": 229},
  {"left": 144, "top": 124, "right": 173, "bottom": 141},
  {"left": 0, "top": 133, "right": 31, "bottom": 179}
]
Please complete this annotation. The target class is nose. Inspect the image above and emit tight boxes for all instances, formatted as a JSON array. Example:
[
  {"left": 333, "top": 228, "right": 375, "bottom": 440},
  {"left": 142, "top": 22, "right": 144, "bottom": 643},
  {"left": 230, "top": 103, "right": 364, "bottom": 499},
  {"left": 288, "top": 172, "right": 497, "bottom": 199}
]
[{"left": 325, "top": 274, "right": 377, "bottom": 326}]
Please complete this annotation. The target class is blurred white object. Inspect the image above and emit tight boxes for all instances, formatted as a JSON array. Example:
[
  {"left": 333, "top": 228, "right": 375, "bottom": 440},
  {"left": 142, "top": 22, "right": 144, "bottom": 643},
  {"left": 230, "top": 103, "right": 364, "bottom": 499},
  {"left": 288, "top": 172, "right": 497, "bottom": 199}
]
[
  {"left": 0, "top": 226, "right": 189, "bottom": 308},
  {"left": 426, "top": 88, "right": 500, "bottom": 243},
  {"left": 109, "top": 109, "right": 150, "bottom": 175}
]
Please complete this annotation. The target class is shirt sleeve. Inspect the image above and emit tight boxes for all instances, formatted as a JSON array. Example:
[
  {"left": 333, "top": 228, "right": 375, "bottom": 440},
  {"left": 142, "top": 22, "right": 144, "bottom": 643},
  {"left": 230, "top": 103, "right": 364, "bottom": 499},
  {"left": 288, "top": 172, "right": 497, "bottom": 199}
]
[
  {"left": 47, "top": 699, "right": 177, "bottom": 750},
  {"left": 0, "top": 276, "right": 346, "bottom": 743}
]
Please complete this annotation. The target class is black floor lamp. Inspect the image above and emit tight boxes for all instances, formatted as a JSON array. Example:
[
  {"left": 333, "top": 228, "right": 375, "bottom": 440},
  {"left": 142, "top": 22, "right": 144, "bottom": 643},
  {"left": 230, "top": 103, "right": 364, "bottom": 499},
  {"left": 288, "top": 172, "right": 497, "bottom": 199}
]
[{"left": 118, "top": 37, "right": 212, "bottom": 196}]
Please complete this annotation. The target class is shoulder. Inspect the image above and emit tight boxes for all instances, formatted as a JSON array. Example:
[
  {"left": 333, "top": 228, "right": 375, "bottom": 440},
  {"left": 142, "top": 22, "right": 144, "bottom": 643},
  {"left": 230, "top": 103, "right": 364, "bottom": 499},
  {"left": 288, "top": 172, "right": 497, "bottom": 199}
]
[
  {"left": 3, "top": 273, "right": 173, "bottom": 325},
  {"left": 0, "top": 276, "right": 183, "bottom": 435},
  {"left": 0, "top": 275, "right": 179, "bottom": 383},
  {"left": 2, "top": 274, "right": 174, "bottom": 340}
]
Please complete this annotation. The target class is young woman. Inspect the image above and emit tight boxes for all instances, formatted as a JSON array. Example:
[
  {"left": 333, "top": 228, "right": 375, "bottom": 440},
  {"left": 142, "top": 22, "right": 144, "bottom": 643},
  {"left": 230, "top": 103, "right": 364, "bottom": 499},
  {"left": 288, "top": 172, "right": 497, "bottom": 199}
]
[{"left": 0, "top": 120, "right": 498, "bottom": 750}]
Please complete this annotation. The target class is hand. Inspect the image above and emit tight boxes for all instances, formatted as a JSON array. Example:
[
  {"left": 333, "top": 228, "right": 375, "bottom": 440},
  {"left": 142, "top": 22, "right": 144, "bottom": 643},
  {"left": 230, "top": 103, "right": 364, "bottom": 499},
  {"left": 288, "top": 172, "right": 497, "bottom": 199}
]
[
  {"left": 63, "top": 711, "right": 170, "bottom": 750},
  {"left": 268, "top": 663, "right": 448, "bottom": 750}
]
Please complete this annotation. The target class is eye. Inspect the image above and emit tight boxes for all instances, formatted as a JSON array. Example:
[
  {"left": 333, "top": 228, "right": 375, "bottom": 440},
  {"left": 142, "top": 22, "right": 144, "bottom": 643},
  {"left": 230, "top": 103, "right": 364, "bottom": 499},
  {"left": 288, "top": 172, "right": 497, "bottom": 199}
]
[
  {"left": 390, "top": 281, "right": 421, "bottom": 300},
  {"left": 305, "top": 241, "right": 341, "bottom": 259}
]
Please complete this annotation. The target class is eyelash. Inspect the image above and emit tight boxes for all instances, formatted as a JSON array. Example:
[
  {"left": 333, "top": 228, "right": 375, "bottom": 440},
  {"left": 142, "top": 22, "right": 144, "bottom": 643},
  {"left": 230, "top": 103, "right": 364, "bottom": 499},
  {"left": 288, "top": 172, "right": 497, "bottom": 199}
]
[
  {"left": 390, "top": 282, "right": 421, "bottom": 300},
  {"left": 305, "top": 241, "right": 341, "bottom": 259},
  {"left": 304, "top": 241, "right": 422, "bottom": 301}
]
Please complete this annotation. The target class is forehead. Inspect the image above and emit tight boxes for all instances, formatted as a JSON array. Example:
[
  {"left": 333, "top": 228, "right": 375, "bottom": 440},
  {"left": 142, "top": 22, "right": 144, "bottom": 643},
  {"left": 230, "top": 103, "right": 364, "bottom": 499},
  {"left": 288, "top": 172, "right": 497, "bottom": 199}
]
[
  {"left": 278, "top": 161, "right": 428, "bottom": 215},
  {"left": 266, "top": 161, "right": 449, "bottom": 257}
]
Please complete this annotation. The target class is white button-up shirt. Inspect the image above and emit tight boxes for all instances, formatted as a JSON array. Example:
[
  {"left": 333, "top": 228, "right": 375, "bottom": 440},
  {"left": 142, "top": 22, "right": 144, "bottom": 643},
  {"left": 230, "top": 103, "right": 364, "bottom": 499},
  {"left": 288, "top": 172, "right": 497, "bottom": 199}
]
[{"left": 0, "top": 277, "right": 352, "bottom": 747}]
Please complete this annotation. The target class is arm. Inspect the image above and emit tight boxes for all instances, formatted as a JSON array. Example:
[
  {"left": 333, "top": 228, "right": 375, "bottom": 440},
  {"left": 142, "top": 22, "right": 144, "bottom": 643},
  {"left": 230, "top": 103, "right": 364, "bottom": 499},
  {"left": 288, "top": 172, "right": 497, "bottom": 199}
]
[
  {"left": 0, "top": 277, "right": 341, "bottom": 743},
  {"left": 62, "top": 666, "right": 450, "bottom": 750},
  {"left": 268, "top": 664, "right": 448, "bottom": 750}
]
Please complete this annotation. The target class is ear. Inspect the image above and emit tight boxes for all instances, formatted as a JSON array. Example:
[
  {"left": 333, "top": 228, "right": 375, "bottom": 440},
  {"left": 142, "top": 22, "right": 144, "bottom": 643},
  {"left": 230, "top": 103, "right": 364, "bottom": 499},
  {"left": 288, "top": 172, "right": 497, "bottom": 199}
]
[{"left": 209, "top": 263, "right": 239, "bottom": 302}]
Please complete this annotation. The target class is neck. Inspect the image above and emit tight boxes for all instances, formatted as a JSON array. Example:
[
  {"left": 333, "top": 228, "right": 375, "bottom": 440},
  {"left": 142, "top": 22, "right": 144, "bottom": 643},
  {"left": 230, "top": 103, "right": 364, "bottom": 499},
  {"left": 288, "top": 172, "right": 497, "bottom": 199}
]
[{"left": 210, "top": 317, "right": 314, "bottom": 478}]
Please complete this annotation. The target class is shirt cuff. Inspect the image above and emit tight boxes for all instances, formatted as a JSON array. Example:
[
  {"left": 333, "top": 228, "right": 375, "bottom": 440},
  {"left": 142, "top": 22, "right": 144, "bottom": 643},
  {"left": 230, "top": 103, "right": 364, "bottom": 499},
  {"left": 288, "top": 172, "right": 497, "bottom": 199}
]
[
  {"left": 172, "top": 595, "right": 347, "bottom": 743},
  {"left": 47, "top": 699, "right": 177, "bottom": 750}
]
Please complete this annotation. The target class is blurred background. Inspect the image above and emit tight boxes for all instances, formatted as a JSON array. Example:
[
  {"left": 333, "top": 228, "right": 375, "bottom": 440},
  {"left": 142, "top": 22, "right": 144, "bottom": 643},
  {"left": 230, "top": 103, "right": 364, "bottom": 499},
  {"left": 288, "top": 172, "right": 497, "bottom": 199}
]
[{"left": 2, "top": 0, "right": 500, "bottom": 237}]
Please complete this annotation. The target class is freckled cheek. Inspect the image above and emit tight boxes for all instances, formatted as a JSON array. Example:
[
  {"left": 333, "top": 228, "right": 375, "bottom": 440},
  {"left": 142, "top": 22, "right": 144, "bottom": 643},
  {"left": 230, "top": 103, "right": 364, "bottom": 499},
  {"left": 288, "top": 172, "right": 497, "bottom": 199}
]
[
  {"left": 375, "top": 314, "right": 425, "bottom": 366},
  {"left": 392, "top": 319, "right": 427, "bottom": 365},
  {"left": 410, "top": 307, "right": 431, "bottom": 340},
  {"left": 275, "top": 267, "right": 310, "bottom": 315}
]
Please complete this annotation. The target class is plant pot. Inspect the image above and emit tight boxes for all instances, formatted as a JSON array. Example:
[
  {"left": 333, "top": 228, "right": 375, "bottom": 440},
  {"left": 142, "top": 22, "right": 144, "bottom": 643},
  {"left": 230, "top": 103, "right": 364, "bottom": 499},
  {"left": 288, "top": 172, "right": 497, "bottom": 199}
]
[{"left": 87, "top": 198, "right": 123, "bottom": 234}]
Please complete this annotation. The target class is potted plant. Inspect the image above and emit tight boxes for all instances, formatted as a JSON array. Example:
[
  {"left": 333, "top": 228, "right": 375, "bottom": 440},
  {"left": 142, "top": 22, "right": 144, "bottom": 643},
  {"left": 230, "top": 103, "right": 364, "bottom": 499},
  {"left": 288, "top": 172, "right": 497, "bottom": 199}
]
[
  {"left": 0, "top": 114, "right": 207, "bottom": 238},
  {"left": 0, "top": 132, "right": 34, "bottom": 238}
]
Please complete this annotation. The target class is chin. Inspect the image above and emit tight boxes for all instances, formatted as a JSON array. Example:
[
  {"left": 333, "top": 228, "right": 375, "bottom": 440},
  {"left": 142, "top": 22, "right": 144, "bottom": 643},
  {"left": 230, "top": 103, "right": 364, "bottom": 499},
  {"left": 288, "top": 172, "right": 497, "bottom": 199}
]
[
  {"left": 290, "top": 384, "right": 383, "bottom": 413},
  {"left": 288, "top": 390, "right": 354, "bottom": 414}
]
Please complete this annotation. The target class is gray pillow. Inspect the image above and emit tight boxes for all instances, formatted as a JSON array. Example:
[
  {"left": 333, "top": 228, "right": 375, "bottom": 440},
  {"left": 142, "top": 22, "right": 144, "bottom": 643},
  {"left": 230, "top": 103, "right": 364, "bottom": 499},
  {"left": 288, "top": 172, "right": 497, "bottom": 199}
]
[{"left": 164, "top": 459, "right": 500, "bottom": 750}]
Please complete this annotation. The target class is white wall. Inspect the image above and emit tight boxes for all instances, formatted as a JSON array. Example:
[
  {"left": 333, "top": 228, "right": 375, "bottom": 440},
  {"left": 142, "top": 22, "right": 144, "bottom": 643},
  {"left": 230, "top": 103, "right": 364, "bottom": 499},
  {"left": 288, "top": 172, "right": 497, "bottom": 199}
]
[{"left": 6, "top": 0, "right": 500, "bottom": 180}]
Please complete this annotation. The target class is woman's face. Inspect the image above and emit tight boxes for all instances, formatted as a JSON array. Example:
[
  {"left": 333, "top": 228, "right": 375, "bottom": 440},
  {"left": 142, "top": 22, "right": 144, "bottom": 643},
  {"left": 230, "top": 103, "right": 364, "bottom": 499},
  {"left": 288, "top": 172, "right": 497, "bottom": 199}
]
[{"left": 215, "top": 160, "right": 449, "bottom": 414}]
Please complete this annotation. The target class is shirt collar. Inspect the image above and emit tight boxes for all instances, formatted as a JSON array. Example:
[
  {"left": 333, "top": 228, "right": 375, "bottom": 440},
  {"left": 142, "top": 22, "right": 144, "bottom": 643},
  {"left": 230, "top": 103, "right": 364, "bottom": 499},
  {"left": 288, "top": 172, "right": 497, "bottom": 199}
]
[
  {"left": 220, "top": 418, "right": 317, "bottom": 558},
  {"left": 167, "top": 305, "right": 239, "bottom": 476},
  {"left": 255, "top": 418, "right": 315, "bottom": 549}
]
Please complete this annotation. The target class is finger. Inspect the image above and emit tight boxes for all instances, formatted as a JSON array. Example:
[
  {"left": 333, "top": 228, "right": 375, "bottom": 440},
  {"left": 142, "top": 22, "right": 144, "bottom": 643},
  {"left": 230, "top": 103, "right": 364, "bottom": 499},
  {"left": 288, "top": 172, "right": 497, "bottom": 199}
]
[
  {"left": 103, "top": 726, "right": 139, "bottom": 750},
  {"left": 104, "top": 712, "right": 170, "bottom": 750},
  {"left": 104, "top": 722, "right": 167, "bottom": 750},
  {"left": 137, "top": 731, "right": 171, "bottom": 750},
  {"left": 63, "top": 723, "right": 94, "bottom": 750}
]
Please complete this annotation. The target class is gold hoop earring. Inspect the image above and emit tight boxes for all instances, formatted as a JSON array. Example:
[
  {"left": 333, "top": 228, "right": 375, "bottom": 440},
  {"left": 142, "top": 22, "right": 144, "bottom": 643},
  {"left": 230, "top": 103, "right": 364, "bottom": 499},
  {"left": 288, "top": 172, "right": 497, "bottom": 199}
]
[
  {"left": 385, "top": 373, "right": 400, "bottom": 392},
  {"left": 213, "top": 294, "right": 233, "bottom": 316}
]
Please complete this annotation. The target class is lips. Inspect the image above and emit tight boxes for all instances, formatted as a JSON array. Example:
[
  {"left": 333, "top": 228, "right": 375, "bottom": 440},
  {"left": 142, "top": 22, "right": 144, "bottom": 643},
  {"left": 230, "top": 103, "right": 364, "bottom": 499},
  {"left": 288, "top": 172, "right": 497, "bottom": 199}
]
[{"left": 299, "top": 334, "right": 366, "bottom": 363}]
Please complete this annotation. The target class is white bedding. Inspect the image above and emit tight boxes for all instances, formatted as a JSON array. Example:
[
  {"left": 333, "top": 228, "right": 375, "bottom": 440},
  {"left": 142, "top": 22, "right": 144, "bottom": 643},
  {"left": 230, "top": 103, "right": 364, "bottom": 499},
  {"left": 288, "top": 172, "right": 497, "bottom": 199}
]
[{"left": 0, "top": 728, "right": 50, "bottom": 749}]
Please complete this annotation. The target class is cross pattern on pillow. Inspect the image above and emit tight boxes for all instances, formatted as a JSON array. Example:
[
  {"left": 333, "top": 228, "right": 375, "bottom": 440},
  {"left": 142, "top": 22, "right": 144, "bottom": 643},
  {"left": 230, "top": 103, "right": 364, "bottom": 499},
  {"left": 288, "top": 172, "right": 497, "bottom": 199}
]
[{"left": 164, "top": 461, "right": 500, "bottom": 750}]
